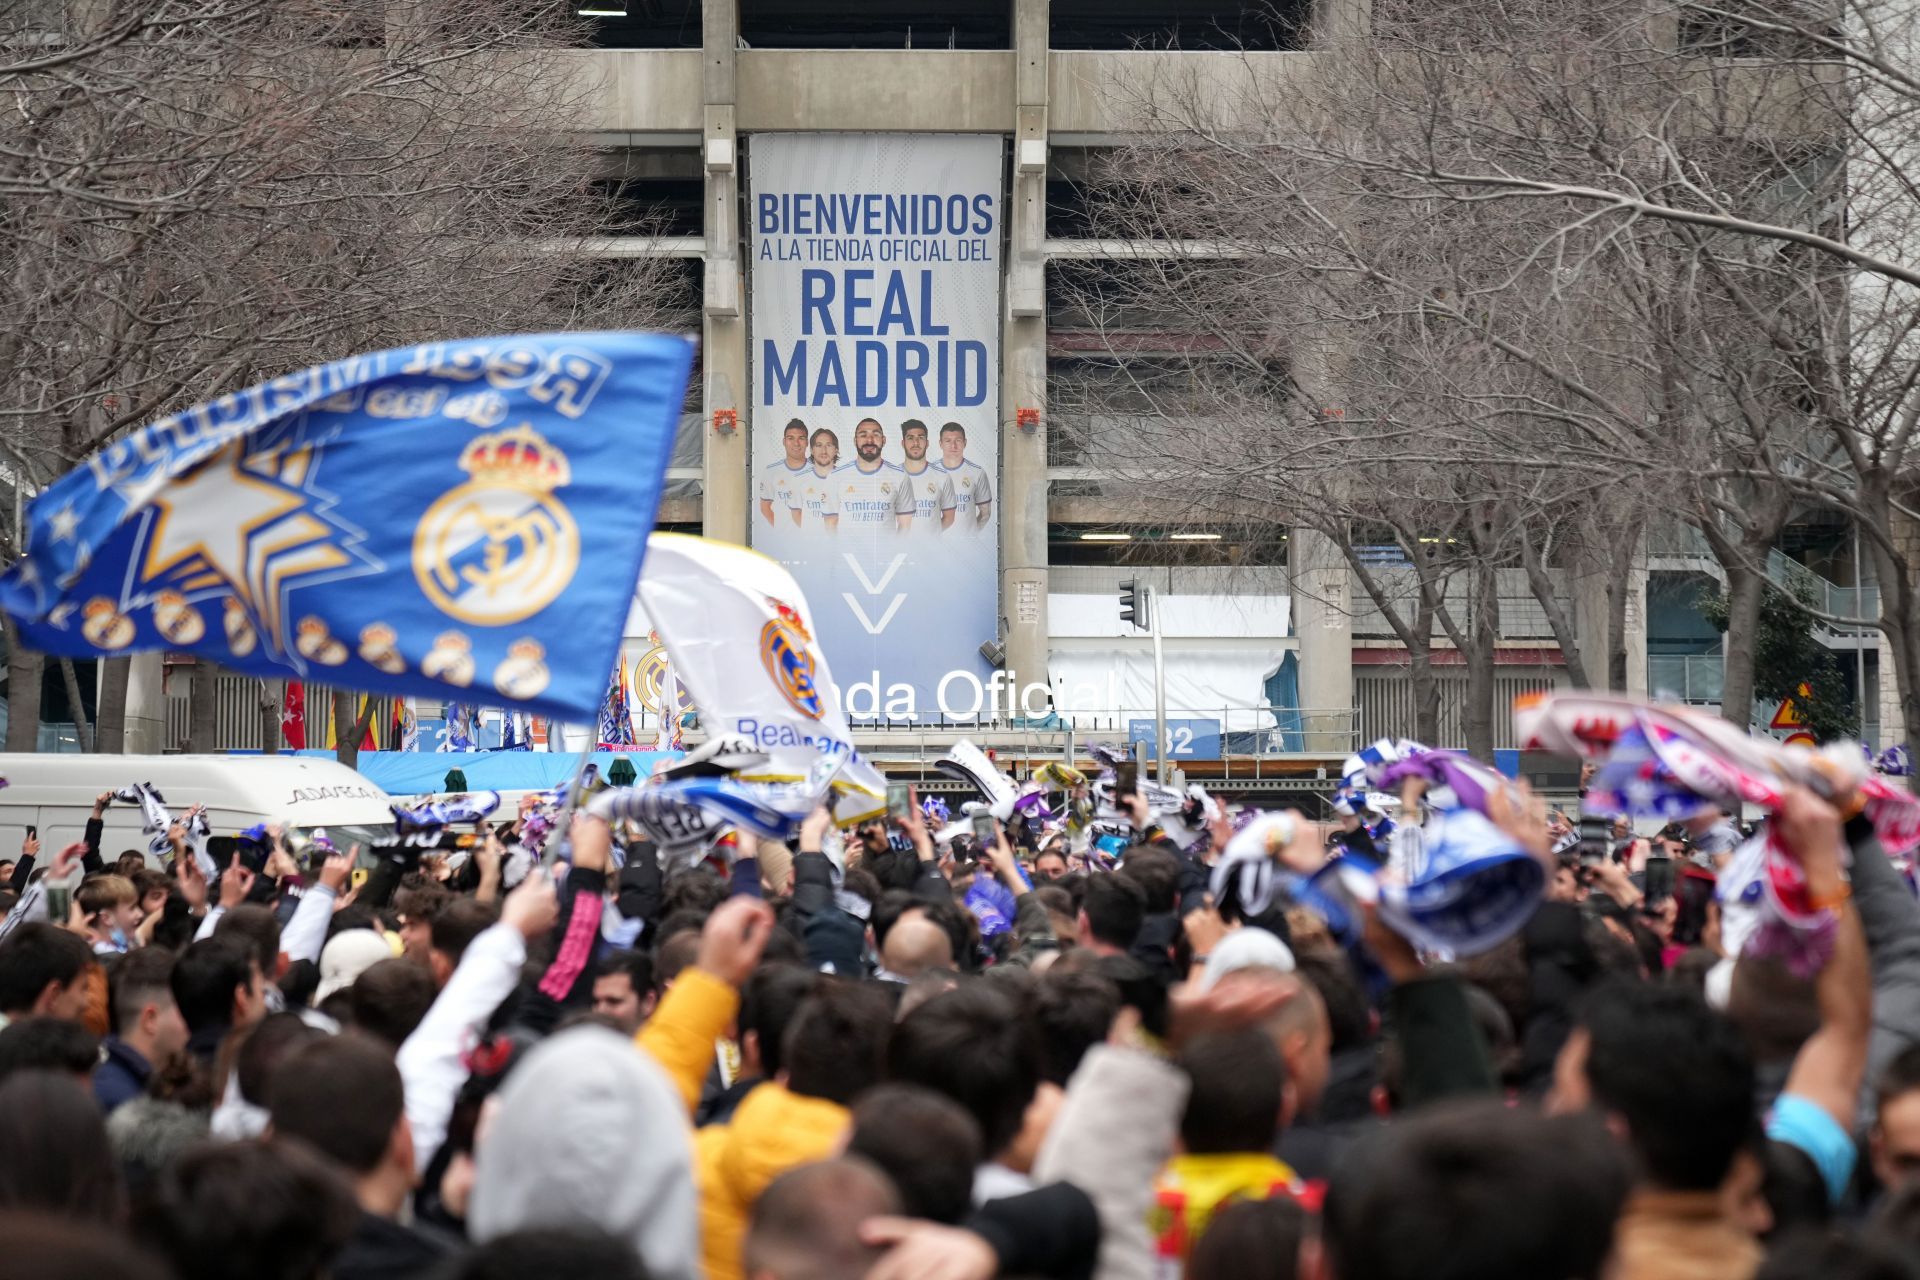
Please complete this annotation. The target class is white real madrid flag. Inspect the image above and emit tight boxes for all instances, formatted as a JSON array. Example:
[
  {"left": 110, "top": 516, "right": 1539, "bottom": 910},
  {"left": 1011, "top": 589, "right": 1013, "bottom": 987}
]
[{"left": 637, "top": 533, "right": 885, "bottom": 824}]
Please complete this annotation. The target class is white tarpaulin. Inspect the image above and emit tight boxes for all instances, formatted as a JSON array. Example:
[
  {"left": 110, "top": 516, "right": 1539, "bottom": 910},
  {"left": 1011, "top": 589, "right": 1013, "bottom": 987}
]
[{"left": 1046, "top": 643, "right": 1293, "bottom": 717}]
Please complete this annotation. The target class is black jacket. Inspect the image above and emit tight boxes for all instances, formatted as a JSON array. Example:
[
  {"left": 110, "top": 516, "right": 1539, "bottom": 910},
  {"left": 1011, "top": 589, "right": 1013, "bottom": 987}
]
[{"left": 331, "top": 1212, "right": 452, "bottom": 1280}]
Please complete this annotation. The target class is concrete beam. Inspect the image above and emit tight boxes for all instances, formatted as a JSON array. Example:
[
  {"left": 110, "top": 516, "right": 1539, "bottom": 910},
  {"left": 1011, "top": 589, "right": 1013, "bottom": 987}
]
[{"left": 737, "top": 51, "right": 1016, "bottom": 132}]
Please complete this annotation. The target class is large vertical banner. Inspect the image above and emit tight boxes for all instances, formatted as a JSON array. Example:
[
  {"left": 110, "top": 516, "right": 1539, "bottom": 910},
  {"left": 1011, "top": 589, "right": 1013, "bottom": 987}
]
[{"left": 750, "top": 134, "right": 1001, "bottom": 720}]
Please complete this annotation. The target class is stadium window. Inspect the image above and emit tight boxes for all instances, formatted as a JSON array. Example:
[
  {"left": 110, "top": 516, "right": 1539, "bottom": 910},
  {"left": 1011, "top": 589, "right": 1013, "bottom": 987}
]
[
  {"left": 1050, "top": 0, "right": 1311, "bottom": 50},
  {"left": 581, "top": 0, "right": 701, "bottom": 48},
  {"left": 738, "top": 0, "right": 1011, "bottom": 49}
]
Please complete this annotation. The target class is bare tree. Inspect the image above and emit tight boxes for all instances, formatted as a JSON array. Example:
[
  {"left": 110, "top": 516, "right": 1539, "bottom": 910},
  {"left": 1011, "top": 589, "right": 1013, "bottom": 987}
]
[
  {"left": 1061, "top": 0, "right": 1874, "bottom": 747},
  {"left": 0, "top": 0, "right": 696, "bottom": 751}
]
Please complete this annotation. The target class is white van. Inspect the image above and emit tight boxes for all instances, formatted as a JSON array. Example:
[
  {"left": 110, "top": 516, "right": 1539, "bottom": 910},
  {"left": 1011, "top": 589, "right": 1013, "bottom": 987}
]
[{"left": 0, "top": 754, "right": 398, "bottom": 863}]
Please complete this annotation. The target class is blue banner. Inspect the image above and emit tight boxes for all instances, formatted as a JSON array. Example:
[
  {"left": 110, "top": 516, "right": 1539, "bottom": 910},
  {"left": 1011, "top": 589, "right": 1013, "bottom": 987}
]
[{"left": 0, "top": 333, "right": 695, "bottom": 721}]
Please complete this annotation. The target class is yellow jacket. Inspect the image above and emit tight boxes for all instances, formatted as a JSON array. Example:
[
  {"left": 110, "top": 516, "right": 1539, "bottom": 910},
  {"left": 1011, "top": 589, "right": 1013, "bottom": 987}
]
[
  {"left": 636, "top": 967, "right": 739, "bottom": 1116},
  {"left": 695, "top": 1081, "right": 851, "bottom": 1280},
  {"left": 1149, "top": 1151, "right": 1314, "bottom": 1273}
]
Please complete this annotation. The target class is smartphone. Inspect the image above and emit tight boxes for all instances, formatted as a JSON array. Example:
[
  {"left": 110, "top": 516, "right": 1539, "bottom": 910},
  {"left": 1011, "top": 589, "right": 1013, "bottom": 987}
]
[
  {"left": 45, "top": 879, "right": 71, "bottom": 922},
  {"left": 971, "top": 811, "right": 996, "bottom": 842},
  {"left": 1576, "top": 813, "right": 1613, "bottom": 866},
  {"left": 24, "top": 825, "right": 35, "bottom": 842},
  {"left": 887, "top": 782, "right": 912, "bottom": 819},
  {"left": 1114, "top": 763, "right": 1138, "bottom": 800},
  {"left": 1644, "top": 855, "right": 1676, "bottom": 902}
]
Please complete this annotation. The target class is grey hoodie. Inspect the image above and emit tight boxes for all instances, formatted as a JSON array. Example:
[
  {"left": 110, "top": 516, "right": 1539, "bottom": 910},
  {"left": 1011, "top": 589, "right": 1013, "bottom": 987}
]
[{"left": 470, "top": 1025, "right": 699, "bottom": 1280}]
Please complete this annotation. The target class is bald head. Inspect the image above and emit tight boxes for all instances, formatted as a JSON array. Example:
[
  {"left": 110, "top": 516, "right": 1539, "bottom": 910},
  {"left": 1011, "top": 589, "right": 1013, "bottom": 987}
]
[
  {"left": 1216, "top": 967, "right": 1332, "bottom": 1113},
  {"left": 745, "top": 1156, "right": 902, "bottom": 1280},
  {"left": 882, "top": 914, "right": 954, "bottom": 980}
]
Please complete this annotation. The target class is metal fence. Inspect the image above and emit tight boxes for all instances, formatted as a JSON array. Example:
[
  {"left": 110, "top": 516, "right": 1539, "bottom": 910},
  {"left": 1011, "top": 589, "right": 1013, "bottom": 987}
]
[
  {"left": 1648, "top": 654, "right": 1725, "bottom": 705},
  {"left": 164, "top": 672, "right": 393, "bottom": 752},
  {"left": 850, "top": 705, "right": 1359, "bottom": 775},
  {"left": 1354, "top": 670, "right": 1566, "bottom": 750}
]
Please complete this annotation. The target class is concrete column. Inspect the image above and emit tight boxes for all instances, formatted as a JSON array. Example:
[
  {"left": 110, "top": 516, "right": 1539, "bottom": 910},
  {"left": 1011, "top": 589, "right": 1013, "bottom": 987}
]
[
  {"left": 1291, "top": 525, "right": 1354, "bottom": 749},
  {"left": 123, "top": 651, "right": 166, "bottom": 754},
  {"left": 1622, "top": 540, "right": 1650, "bottom": 698},
  {"left": 1000, "top": 0, "right": 1051, "bottom": 700},
  {"left": 701, "top": 0, "right": 748, "bottom": 544}
]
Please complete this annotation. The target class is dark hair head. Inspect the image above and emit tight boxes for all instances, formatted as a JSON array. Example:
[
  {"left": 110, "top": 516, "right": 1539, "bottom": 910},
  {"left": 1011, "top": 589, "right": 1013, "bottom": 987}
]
[
  {"left": 133, "top": 1138, "right": 356, "bottom": 1280},
  {"left": 1763, "top": 1139, "right": 1832, "bottom": 1242},
  {"left": 1756, "top": 1230, "right": 1920, "bottom": 1280},
  {"left": 939, "top": 421, "right": 966, "bottom": 439},
  {"left": 0, "top": 1017, "right": 101, "bottom": 1081},
  {"left": 1577, "top": 980, "right": 1756, "bottom": 1191},
  {"left": 744, "top": 1156, "right": 901, "bottom": 1280},
  {"left": 213, "top": 904, "right": 282, "bottom": 980},
  {"left": 269, "top": 1033, "right": 404, "bottom": 1175},
  {"left": 391, "top": 881, "right": 450, "bottom": 928},
  {"left": 654, "top": 908, "right": 711, "bottom": 949},
  {"left": 1118, "top": 846, "right": 1180, "bottom": 914},
  {"left": 1884, "top": 1046, "right": 1920, "bottom": 1116},
  {"left": 0, "top": 1211, "right": 172, "bottom": 1280},
  {"left": 437, "top": 1226, "right": 650, "bottom": 1280},
  {"left": 1081, "top": 875, "right": 1146, "bottom": 950},
  {"left": 1034, "top": 970, "right": 1120, "bottom": 1087},
  {"left": 783, "top": 979, "right": 892, "bottom": 1106},
  {"left": 654, "top": 929, "right": 702, "bottom": 993},
  {"left": 1325, "top": 1102, "right": 1627, "bottom": 1280},
  {"left": 1189, "top": 1196, "right": 1307, "bottom": 1280},
  {"left": 596, "top": 948, "right": 654, "bottom": 995},
  {"left": 233, "top": 1013, "right": 325, "bottom": 1108},
  {"left": 1292, "top": 950, "right": 1371, "bottom": 1053},
  {"left": 1727, "top": 955, "right": 1820, "bottom": 1066},
  {"left": 1178, "top": 1029, "right": 1286, "bottom": 1153},
  {"left": 0, "top": 1071, "right": 123, "bottom": 1222},
  {"left": 431, "top": 898, "right": 499, "bottom": 965},
  {"left": 887, "top": 982, "right": 1042, "bottom": 1156},
  {"left": 110, "top": 947, "right": 179, "bottom": 1038},
  {"left": 348, "top": 958, "right": 437, "bottom": 1049},
  {"left": 741, "top": 963, "right": 818, "bottom": 1080},
  {"left": 847, "top": 1084, "right": 982, "bottom": 1224},
  {"left": 662, "top": 868, "right": 728, "bottom": 918},
  {"left": 171, "top": 937, "right": 257, "bottom": 1034},
  {"left": 0, "top": 924, "right": 96, "bottom": 1018}
]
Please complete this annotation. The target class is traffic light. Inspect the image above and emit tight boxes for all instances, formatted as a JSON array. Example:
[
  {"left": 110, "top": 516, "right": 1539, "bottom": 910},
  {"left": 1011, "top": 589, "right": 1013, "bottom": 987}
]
[{"left": 1119, "top": 579, "right": 1150, "bottom": 631}]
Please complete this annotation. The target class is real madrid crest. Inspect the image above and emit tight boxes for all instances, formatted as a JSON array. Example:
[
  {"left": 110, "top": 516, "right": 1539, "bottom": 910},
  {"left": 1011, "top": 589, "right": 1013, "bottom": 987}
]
[
  {"left": 759, "top": 600, "right": 823, "bottom": 720},
  {"left": 632, "top": 630, "right": 695, "bottom": 716},
  {"left": 413, "top": 424, "right": 579, "bottom": 626}
]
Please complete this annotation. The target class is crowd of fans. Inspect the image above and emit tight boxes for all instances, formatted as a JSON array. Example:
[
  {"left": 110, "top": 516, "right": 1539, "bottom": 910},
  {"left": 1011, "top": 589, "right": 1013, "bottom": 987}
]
[{"left": 0, "top": 772, "right": 1912, "bottom": 1280}]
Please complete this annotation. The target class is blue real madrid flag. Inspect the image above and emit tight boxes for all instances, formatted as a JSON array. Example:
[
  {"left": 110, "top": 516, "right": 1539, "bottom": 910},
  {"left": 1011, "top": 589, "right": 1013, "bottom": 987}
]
[{"left": 0, "top": 333, "right": 695, "bottom": 721}]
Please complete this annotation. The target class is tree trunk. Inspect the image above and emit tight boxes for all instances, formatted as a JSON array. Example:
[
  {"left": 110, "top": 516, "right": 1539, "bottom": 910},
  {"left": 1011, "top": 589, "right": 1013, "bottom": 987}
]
[
  {"left": 3, "top": 617, "right": 41, "bottom": 752},
  {"left": 95, "top": 657, "right": 129, "bottom": 754},
  {"left": 187, "top": 662, "right": 222, "bottom": 753},
  {"left": 1519, "top": 529, "right": 1589, "bottom": 689},
  {"left": 1718, "top": 563, "right": 1766, "bottom": 731},
  {"left": 58, "top": 659, "right": 93, "bottom": 752},
  {"left": 1409, "top": 595, "right": 1441, "bottom": 743},
  {"left": 332, "top": 692, "right": 378, "bottom": 770},
  {"left": 1461, "top": 563, "right": 1500, "bottom": 761},
  {"left": 1606, "top": 550, "right": 1633, "bottom": 692},
  {"left": 259, "top": 679, "right": 282, "bottom": 754}
]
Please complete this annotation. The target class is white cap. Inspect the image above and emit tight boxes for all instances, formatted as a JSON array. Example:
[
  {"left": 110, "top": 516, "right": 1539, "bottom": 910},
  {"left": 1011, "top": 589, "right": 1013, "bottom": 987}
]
[
  {"left": 1197, "top": 926, "right": 1297, "bottom": 990},
  {"left": 315, "top": 928, "right": 397, "bottom": 1002}
]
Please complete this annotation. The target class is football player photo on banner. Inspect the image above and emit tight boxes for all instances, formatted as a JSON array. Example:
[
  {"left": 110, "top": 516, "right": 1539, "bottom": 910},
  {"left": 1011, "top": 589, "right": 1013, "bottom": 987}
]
[{"left": 750, "top": 133, "right": 1001, "bottom": 721}]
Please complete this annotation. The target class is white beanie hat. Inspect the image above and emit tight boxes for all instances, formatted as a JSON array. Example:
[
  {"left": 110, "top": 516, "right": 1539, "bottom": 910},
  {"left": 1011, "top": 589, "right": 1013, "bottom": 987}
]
[
  {"left": 314, "top": 928, "right": 397, "bottom": 1002},
  {"left": 1197, "top": 926, "right": 1297, "bottom": 991}
]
